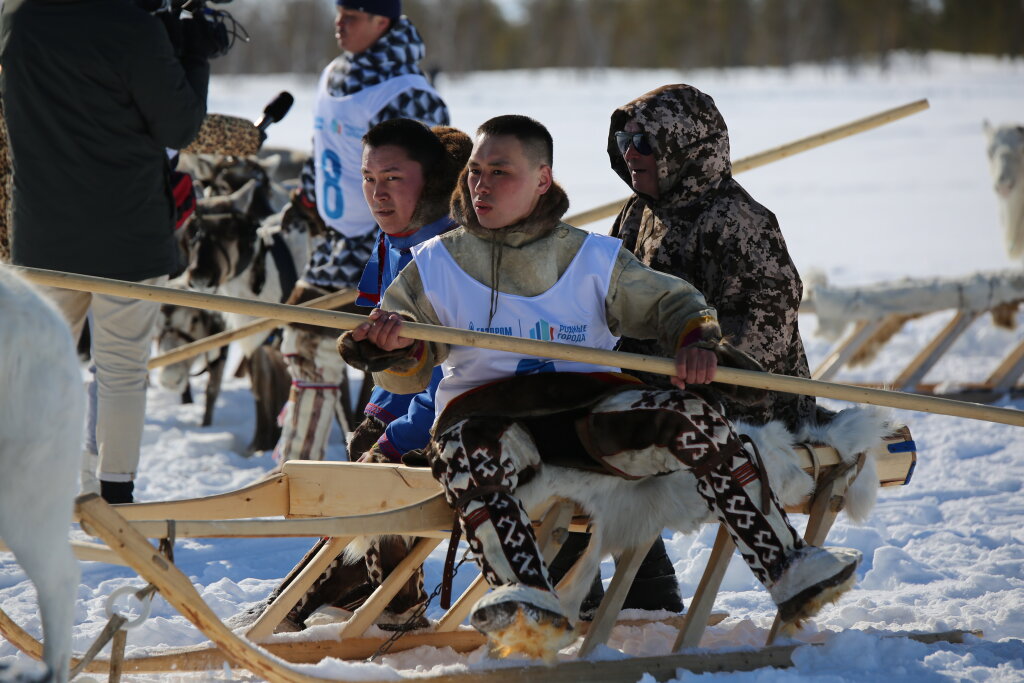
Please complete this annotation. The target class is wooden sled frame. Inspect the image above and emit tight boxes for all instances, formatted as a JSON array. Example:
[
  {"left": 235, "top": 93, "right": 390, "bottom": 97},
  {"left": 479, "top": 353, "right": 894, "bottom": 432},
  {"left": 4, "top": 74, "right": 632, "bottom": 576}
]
[
  {"left": 1, "top": 428, "right": 917, "bottom": 680},
  {"left": 809, "top": 307, "right": 1024, "bottom": 401}
]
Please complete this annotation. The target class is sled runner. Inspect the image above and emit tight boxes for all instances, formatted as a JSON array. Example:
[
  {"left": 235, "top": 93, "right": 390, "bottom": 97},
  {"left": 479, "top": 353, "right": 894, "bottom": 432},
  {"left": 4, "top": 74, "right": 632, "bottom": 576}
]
[{"left": 2, "top": 427, "right": 919, "bottom": 680}]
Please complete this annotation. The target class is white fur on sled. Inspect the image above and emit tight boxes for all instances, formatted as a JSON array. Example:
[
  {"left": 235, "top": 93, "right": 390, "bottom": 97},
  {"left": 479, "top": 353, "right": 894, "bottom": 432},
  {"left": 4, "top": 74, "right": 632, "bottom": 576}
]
[
  {"left": 793, "top": 405, "right": 892, "bottom": 522},
  {"left": 515, "top": 405, "right": 893, "bottom": 619}
]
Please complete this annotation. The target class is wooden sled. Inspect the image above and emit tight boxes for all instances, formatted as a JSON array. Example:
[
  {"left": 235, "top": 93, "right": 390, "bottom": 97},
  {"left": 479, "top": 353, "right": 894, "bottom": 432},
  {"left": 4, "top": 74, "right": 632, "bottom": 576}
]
[
  {"left": 809, "top": 309, "right": 1024, "bottom": 402},
  {"left": 2, "top": 428, "right": 921, "bottom": 681}
]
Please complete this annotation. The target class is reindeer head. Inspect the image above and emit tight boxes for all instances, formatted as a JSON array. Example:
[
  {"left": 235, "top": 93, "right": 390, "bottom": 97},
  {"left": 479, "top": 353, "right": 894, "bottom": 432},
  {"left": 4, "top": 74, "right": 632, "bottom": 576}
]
[
  {"left": 155, "top": 303, "right": 226, "bottom": 394},
  {"left": 184, "top": 180, "right": 260, "bottom": 290},
  {"left": 184, "top": 154, "right": 285, "bottom": 221},
  {"left": 984, "top": 121, "right": 1024, "bottom": 198},
  {"left": 984, "top": 121, "right": 1024, "bottom": 260}
]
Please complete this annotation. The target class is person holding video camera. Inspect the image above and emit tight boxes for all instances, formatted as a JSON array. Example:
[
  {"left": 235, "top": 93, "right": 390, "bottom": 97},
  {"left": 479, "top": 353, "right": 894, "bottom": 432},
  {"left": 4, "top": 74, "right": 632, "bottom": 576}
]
[{"left": 0, "top": 0, "right": 212, "bottom": 503}]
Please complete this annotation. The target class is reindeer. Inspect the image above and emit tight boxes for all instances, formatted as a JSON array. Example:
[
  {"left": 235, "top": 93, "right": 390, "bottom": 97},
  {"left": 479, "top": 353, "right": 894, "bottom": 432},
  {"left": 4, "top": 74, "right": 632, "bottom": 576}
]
[
  {"left": 180, "top": 181, "right": 322, "bottom": 452},
  {"left": 0, "top": 268, "right": 84, "bottom": 683},
  {"left": 155, "top": 301, "right": 228, "bottom": 428},
  {"left": 984, "top": 121, "right": 1024, "bottom": 260},
  {"left": 178, "top": 152, "right": 290, "bottom": 221}
]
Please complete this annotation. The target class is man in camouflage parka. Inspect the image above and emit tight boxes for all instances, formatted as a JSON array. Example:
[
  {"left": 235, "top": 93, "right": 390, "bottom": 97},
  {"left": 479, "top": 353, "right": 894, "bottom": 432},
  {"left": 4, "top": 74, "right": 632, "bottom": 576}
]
[{"left": 609, "top": 84, "right": 819, "bottom": 431}]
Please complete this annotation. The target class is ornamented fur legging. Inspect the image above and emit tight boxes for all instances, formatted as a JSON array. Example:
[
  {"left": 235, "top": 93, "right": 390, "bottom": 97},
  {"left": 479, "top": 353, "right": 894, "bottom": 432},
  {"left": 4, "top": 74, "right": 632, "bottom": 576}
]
[{"left": 429, "top": 388, "right": 804, "bottom": 595}]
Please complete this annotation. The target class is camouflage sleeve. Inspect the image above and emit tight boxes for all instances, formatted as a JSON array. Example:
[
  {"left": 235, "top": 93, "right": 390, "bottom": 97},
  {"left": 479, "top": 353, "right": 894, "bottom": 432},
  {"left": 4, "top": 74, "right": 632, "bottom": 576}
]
[
  {"left": 181, "top": 114, "right": 261, "bottom": 157},
  {"left": 609, "top": 194, "right": 645, "bottom": 248},
  {"left": 606, "top": 248, "right": 720, "bottom": 353},
  {"left": 372, "top": 260, "right": 448, "bottom": 394},
  {"left": 700, "top": 211, "right": 803, "bottom": 373}
]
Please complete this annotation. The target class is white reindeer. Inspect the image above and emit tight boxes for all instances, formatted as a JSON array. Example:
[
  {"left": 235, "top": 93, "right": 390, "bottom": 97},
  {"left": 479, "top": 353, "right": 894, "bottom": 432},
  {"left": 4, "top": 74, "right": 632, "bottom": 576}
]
[
  {"left": 984, "top": 121, "right": 1024, "bottom": 260},
  {"left": 0, "top": 268, "right": 84, "bottom": 683}
]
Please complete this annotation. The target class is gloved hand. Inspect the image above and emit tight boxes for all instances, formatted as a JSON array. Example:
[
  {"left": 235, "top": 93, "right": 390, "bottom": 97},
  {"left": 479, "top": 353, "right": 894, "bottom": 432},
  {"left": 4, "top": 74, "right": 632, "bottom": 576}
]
[
  {"left": 338, "top": 330, "right": 414, "bottom": 373},
  {"left": 155, "top": 8, "right": 185, "bottom": 56},
  {"left": 281, "top": 188, "right": 327, "bottom": 237},
  {"left": 400, "top": 448, "right": 429, "bottom": 468},
  {"left": 348, "top": 415, "right": 386, "bottom": 459},
  {"left": 701, "top": 339, "right": 769, "bottom": 406},
  {"left": 179, "top": 12, "right": 214, "bottom": 66}
]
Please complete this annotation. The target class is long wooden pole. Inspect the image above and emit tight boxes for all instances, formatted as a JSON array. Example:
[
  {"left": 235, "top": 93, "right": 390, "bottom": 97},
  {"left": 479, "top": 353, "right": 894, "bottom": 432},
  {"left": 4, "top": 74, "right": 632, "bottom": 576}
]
[
  {"left": 11, "top": 265, "right": 1024, "bottom": 428},
  {"left": 146, "top": 288, "right": 356, "bottom": 369},
  {"left": 563, "top": 98, "right": 930, "bottom": 227}
]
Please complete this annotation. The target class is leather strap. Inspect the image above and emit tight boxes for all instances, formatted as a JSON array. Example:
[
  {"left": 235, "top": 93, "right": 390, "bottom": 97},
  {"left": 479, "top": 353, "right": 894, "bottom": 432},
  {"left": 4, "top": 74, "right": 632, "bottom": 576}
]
[{"left": 439, "top": 513, "right": 462, "bottom": 610}]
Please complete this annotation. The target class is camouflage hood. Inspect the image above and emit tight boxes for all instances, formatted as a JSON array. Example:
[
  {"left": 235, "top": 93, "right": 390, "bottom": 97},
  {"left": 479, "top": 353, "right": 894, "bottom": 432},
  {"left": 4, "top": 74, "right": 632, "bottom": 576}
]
[{"left": 608, "top": 84, "right": 731, "bottom": 208}]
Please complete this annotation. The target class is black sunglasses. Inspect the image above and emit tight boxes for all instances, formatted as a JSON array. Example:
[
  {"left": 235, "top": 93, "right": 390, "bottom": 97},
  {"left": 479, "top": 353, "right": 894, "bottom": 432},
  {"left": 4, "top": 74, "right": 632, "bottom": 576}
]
[{"left": 614, "top": 131, "right": 654, "bottom": 156}]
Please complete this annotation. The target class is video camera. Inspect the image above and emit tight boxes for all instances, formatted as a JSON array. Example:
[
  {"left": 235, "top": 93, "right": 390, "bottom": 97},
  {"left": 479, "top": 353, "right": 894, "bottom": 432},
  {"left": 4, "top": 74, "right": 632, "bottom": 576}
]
[{"left": 136, "top": 0, "right": 248, "bottom": 60}]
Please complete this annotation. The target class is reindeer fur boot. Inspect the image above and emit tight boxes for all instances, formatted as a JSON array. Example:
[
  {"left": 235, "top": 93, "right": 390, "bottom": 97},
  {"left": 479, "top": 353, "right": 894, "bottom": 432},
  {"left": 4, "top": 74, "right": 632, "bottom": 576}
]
[
  {"left": 431, "top": 417, "right": 575, "bottom": 659},
  {"left": 581, "top": 387, "right": 861, "bottom": 630},
  {"left": 471, "top": 584, "right": 575, "bottom": 662},
  {"left": 769, "top": 546, "right": 861, "bottom": 633}
]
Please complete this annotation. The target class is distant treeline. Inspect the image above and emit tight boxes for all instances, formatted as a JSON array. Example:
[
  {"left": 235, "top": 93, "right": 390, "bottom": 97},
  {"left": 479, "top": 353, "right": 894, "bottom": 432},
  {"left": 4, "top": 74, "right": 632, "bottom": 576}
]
[{"left": 213, "top": 0, "right": 1024, "bottom": 75}]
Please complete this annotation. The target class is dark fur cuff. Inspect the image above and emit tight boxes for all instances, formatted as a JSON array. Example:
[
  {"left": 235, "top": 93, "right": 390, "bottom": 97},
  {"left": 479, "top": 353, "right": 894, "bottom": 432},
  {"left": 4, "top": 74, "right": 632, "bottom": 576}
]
[
  {"left": 348, "top": 415, "right": 387, "bottom": 458},
  {"left": 709, "top": 340, "right": 769, "bottom": 407},
  {"left": 337, "top": 331, "right": 415, "bottom": 373}
]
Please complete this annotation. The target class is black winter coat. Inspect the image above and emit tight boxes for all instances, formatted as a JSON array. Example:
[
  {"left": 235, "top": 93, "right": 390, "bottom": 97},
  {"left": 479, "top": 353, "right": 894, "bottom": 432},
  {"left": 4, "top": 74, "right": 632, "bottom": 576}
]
[{"left": 0, "top": 0, "right": 207, "bottom": 281}]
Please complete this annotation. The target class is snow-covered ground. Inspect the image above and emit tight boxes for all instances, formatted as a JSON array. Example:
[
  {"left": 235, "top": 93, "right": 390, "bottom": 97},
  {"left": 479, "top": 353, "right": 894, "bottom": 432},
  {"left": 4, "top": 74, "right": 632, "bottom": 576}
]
[{"left": 3, "top": 53, "right": 1024, "bottom": 681}]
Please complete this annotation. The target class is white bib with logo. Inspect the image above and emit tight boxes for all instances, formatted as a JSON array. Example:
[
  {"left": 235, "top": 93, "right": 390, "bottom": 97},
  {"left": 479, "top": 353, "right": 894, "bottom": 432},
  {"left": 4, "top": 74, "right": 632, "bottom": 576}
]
[
  {"left": 312, "top": 72, "right": 438, "bottom": 238},
  {"left": 413, "top": 232, "right": 623, "bottom": 417}
]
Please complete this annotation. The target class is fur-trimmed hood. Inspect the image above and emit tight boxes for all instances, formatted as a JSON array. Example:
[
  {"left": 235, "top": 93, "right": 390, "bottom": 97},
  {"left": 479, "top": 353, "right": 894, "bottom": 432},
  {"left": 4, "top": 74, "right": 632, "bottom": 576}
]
[
  {"left": 407, "top": 125, "right": 472, "bottom": 233},
  {"left": 449, "top": 173, "right": 571, "bottom": 247},
  {"left": 608, "top": 84, "right": 731, "bottom": 209}
]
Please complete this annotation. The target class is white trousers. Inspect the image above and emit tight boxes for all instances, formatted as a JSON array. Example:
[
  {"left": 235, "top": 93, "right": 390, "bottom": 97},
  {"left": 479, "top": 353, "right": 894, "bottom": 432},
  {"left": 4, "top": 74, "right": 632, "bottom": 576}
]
[{"left": 44, "top": 276, "right": 166, "bottom": 481}]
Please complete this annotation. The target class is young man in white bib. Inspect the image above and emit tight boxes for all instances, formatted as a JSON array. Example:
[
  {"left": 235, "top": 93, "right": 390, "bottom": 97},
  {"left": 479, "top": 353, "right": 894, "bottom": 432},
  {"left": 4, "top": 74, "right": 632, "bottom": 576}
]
[{"left": 340, "top": 115, "right": 862, "bottom": 659}]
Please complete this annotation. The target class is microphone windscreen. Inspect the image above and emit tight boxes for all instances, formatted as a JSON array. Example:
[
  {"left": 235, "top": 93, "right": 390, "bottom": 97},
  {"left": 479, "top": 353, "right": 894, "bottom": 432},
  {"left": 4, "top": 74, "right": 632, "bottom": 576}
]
[{"left": 264, "top": 91, "right": 294, "bottom": 124}]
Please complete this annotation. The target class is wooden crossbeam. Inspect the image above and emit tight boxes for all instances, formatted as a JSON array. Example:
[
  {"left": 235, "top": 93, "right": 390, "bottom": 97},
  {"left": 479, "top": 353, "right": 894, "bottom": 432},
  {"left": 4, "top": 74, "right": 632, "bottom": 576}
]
[
  {"left": 119, "top": 494, "right": 454, "bottom": 540},
  {"left": 894, "top": 311, "right": 979, "bottom": 392},
  {"left": 577, "top": 539, "right": 656, "bottom": 657},
  {"left": 986, "top": 336, "right": 1024, "bottom": 393},
  {"left": 245, "top": 536, "right": 354, "bottom": 642},
  {"left": 98, "top": 473, "right": 289, "bottom": 522},
  {"left": 812, "top": 318, "right": 887, "bottom": 381}
]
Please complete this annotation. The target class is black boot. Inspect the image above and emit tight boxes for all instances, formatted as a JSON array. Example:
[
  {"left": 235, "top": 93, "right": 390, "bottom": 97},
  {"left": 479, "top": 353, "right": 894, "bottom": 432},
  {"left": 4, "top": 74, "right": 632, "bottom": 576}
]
[
  {"left": 621, "top": 536, "right": 684, "bottom": 613},
  {"left": 100, "top": 480, "right": 134, "bottom": 504}
]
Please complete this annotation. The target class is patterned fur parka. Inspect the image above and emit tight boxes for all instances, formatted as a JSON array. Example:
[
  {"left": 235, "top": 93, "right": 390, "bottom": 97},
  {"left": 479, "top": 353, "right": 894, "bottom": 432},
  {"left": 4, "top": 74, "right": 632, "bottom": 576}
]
[{"left": 608, "top": 84, "right": 819, "bottom": 430}]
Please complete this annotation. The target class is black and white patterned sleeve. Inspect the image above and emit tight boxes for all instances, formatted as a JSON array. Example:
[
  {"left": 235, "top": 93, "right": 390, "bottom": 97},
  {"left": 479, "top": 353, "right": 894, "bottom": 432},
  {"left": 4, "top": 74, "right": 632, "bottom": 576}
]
[
  {"left": 368, "top": 88, "right": 450, "bottom": 129},
  {"left": 297, "top": 147, "right": 317, "bottom": 206}
]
